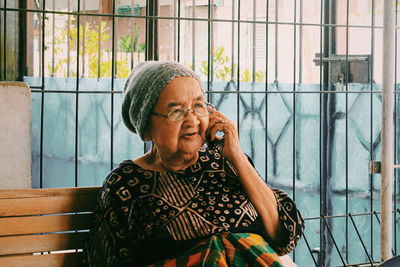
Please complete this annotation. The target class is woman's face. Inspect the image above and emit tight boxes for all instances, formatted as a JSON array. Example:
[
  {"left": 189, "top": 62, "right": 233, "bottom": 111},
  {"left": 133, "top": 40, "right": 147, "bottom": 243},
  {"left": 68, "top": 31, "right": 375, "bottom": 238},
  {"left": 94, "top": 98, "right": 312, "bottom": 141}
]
[{"left": 145, "top": 77, "right": 209, "bottom": 160}]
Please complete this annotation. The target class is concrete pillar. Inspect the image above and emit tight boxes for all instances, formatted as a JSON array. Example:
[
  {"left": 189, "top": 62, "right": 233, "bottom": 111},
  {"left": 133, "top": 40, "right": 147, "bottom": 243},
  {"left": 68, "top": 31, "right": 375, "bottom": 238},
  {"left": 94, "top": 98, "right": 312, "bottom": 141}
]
[
  {"left": 0, "top": 82, "right": 31, "bottom": 189},
  {"left": 381, "top": 0, "right": 395, "bottom": 261}
]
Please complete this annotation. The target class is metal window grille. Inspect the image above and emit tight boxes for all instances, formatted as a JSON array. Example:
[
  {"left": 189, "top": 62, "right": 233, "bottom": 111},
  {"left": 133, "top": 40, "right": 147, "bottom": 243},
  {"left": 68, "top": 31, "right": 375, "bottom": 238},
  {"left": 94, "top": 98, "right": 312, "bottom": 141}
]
[{"left": 1, "top": 0, "right": 400, "bottom": 266}]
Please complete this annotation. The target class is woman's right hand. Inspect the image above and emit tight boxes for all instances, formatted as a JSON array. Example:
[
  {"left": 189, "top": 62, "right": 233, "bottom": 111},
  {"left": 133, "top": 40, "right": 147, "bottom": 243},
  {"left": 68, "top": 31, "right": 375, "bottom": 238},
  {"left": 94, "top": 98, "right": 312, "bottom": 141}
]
[{"left": 206, "top": 108, "right": 246, "bottom": 165}]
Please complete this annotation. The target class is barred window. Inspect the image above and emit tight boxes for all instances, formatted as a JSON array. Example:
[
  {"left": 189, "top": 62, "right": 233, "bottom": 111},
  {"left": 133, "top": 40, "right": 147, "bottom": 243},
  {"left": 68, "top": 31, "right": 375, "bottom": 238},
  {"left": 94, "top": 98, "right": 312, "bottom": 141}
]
[{"left": 1, "top": 0, "right": 400, "bottom": 265}]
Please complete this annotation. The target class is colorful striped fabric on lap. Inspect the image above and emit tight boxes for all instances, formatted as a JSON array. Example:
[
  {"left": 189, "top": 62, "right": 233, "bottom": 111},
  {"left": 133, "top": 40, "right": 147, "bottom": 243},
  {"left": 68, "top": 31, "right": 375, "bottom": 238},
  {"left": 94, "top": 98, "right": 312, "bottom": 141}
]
[{"left": 147, "top": 233, "right": 284, "bottom": 267}]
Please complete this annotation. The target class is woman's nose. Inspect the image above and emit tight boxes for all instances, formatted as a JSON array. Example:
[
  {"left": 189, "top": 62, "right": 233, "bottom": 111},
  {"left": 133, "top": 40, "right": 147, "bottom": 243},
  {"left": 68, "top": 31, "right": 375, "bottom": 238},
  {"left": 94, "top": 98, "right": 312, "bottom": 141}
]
[{"left": 183, "top": 109, "right": 200, "bottom": 125}]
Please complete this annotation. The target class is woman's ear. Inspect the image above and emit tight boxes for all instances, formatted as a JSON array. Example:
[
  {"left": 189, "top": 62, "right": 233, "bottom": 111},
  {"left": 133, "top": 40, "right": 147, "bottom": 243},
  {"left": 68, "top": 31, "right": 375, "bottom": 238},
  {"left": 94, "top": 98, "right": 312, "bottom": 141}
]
[
  {"left": 142, "top": 128, "right": 151, "bottom": 141},
  {"left": 142, "top": 118, "right": 152, "bottom": 141}
]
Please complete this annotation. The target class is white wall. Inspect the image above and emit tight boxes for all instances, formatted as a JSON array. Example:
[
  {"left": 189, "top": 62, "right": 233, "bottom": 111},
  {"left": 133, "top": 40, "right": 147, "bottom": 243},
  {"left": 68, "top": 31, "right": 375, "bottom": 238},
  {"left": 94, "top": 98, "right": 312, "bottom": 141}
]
[{"left": 0, "top": 82, "right": 31, "bottom": 189}]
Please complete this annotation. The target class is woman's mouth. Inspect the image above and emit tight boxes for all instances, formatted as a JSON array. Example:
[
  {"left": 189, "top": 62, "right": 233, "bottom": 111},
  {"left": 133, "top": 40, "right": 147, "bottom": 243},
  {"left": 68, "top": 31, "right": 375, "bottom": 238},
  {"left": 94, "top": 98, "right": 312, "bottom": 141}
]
[{"left": 180, "top": 132, "right": 198, "bottom": 139}]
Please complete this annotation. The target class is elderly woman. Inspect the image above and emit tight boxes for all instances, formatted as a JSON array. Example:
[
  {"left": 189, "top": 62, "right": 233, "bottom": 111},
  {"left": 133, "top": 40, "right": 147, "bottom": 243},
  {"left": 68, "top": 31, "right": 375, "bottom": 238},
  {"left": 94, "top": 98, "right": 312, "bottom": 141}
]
[{"left": 83, "top": 61, "right": 304, "bottom": 267}]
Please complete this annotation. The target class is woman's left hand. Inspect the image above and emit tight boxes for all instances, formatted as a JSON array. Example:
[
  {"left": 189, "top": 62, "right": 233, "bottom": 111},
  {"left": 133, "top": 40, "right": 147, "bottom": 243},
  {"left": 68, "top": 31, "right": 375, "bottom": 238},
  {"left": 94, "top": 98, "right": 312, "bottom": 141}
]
[{"left": 206, "top": 109, "right": 246, "bottom": 164}]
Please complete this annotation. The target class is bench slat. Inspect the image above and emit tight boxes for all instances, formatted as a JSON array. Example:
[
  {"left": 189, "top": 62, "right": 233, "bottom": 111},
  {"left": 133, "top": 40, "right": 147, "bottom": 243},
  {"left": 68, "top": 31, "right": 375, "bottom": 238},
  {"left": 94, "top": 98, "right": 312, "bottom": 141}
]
[
  {"left": 0, "top": 194, "right": 98, "bottom": 216},
  {"left": 0, "top": 187, "right": 99, "bottom": 199},
  {"left": 0, "top": 252, "right": 83, "bottom": 267},
  {"left": 0, "top": 187, "right": 99, "bottom": 265},
  {"left": 0, "top": 213, "right": 93, "bottom": 236},
  {"left": 0, "top": 232, "right": 88, "bottom": 255}
]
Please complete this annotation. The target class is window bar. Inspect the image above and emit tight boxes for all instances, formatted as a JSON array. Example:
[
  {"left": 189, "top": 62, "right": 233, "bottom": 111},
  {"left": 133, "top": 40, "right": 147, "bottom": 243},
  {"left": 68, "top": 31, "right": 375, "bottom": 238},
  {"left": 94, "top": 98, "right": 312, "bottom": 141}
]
[
  {"left": 38, "top": 11, "right": 42, "bottom": 79},
  {"left": 206, "top": 0, "right": 210, "bottom": 92},
  {"left": 97, "top": 0, "right": 101, "bottom": 78},
  {"left": 145, "top": 2, "right": 148, "bottom": 59},
  {"left": 298, "top": 0, "right": 303, "bottom": 85},
  {"left": 3, "top": 7, "right": 396, "bottom": 27},
  {"left": 302, "top": 233, "right": 319, "bottom": 266},
  {"left": 40, "top": 0, "right": 46, "bottom": 188},
  {"left": 246, "top": 0, "right": 256, "bottom": 161},
  {"left": 191, "top": 0, "right": 195, "bottom": 71},
  {"left": 264, "top": 0, "right": 269, "bottom": 184},
  {"left": 13, "top": 3, "right": 17, "bottom": 78},
  {"left": 114, "top": 8, "right": 118, "bottom": 78},
  {"left": 51, "top": 0, "right": 55, "bottom": 76},
  {"left": 230, "top": 0, "right": 234, "bottom": 81},
  {"left": 74, "top": 0, "right": 81, "bottom": 187},
  {"left": 348, "top": 214, "right": 374, "bottom": 265},
  {"left": 18, "top": 0, "right": 27, "bottom": 81},
  {"left": 329, "top": 13, "right": 337, "bottom": 257},
  {"left": 155, "top": 0, "right": 158, "bottom": 60},
  {"left": 29, "top": 87, "right": 387, "bottom": 95},
  {"left": 395, "top": 0, "right": 399, "bottom": 255},
  {"left": 370, "top": 0, "right": 376, "bottom": 260},
  {"left": 274, "top": 0, "right": 278, "bottom": 83},
  {"left": 292, "top": 0, "right": 298, "bottom": 261},
  {"left": 111, "top": 0, "right": 116, "bottom": 170},
  {"left": 321, "top": 216, "right": 347, "bottom": 266},
  {"left": 292, "top": 0, "right": 297, "bottom": 200},
  {"left": 30, "top": 88, "right": 125, "bottom": 93},
  {"left": 303, "top": 210, "right": 400, "bottom": 221},
  {"left": 130, "top": 0, "right": 134, "bottom": 69},
  {"left": 175, "top": 0, "right": 180, "bottom": 62},
  {"left": 345, "top": 0, "right": 350, "bottom": 263},
  {"left": 173, "top": 0, "right": 176, "bottom": 61},
  {"left": 318, "top": 0, "right": 324, "bottom": 264},
  {"left": 143, "top": 0, "right": 158, "bottom": 152},
  {"left": 251, "top": 0, "right": 256, "bottom": 84},
  {"left": 67, "top": 0, "right": 70, "bottom": 77},
  {"left": 236, "top": 0, "right": 240, "bottom": 134},
  {"left": 320, "top": 0, "right": 332, "bottom": 264},
  {"left": 210, "top": 0, "right": 214, "bottom": 89},
  {"left": 2, "top": 0, "right": 6, "bottom": 80},
  {"left": 82, "top": 1, "right": 85, "bottom": 78}
]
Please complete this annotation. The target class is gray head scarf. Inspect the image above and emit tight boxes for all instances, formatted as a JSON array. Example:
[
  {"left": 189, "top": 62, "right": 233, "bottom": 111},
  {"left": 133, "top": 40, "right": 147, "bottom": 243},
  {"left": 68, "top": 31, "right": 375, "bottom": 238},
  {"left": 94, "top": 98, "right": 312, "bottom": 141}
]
[{"left": 121, "top": 61, "right": 203, "bottom": 140}]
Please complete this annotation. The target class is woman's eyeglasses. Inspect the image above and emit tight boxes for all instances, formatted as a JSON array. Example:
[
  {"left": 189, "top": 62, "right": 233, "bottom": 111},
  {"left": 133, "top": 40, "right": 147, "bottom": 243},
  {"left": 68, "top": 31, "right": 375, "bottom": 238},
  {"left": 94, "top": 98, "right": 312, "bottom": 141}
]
[{"left": 151, "top": 102, "right": 214, "bottom": 122}]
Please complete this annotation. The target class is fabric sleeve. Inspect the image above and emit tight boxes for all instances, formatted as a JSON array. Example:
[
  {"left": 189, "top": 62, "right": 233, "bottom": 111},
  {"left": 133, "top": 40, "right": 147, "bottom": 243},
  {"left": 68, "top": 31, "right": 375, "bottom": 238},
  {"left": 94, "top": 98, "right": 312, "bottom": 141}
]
[
  {"left": 82, "top": 178, "right": 135, "bottom": 266},
  {"left": 243, "top": 154, "right": 304, "bottom": 255},
  {"left": 269, "top": 187, "right": 305, "bottom": 255}
]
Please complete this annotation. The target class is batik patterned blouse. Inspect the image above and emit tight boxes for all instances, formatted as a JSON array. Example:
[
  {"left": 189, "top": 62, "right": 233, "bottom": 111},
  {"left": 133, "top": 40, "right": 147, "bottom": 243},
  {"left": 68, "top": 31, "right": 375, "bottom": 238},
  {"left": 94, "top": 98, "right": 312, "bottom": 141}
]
[{"left": 82, "top": 146, "right": 304, "bottom": 266}]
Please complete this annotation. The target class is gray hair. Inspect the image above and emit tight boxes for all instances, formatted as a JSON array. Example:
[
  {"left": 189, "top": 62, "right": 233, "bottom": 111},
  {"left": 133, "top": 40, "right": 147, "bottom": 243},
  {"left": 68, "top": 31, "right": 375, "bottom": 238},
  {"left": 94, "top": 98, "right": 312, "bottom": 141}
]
[{"left": 121, "top": 61, "right": 203, "bottom": 140}]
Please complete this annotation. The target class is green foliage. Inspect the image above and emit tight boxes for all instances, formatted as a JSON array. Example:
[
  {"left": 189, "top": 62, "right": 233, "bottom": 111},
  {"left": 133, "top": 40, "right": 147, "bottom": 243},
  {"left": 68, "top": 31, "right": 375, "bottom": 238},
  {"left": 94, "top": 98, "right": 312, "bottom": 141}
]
[
  {"left": 118, "top": 35, "right": 131, "bottom": 52},
  {"left": 118, "top": 23, "right": 145, "bottom": 53},
  {"left": 50, "top": 19, "right": 143, "bottom": 78},
  {"left": 200, "top": 46, "right": 236, "bottom": 81},
  {"left": 255, "top": 70, "right": 265, "bottom": 82},
  {"left": 241, "top": 68, "right": 251, "bottom": 82},
  {"left": 115, "top": 60, "right": 131, "bottom": 78},
  {"left": 199, "top": 46, "right": 266, "bottom": 82}
]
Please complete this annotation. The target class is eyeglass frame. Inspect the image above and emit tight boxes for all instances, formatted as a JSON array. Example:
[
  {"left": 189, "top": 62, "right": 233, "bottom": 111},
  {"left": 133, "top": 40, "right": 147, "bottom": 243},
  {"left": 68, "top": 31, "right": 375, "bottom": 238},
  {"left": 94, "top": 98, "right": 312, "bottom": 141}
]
[{"left": 151, "top": 102, "right": 214, "bottom": 122}]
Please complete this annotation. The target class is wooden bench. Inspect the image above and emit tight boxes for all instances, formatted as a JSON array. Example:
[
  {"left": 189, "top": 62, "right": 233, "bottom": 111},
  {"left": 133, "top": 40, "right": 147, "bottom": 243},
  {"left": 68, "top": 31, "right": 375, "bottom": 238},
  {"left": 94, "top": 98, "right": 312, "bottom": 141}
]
[
  {"left": 0, "top": 187, "right": 100, "bottom": 267},
  {"left": 0, "top": 186, "right": 298, "bottom": 267}
]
